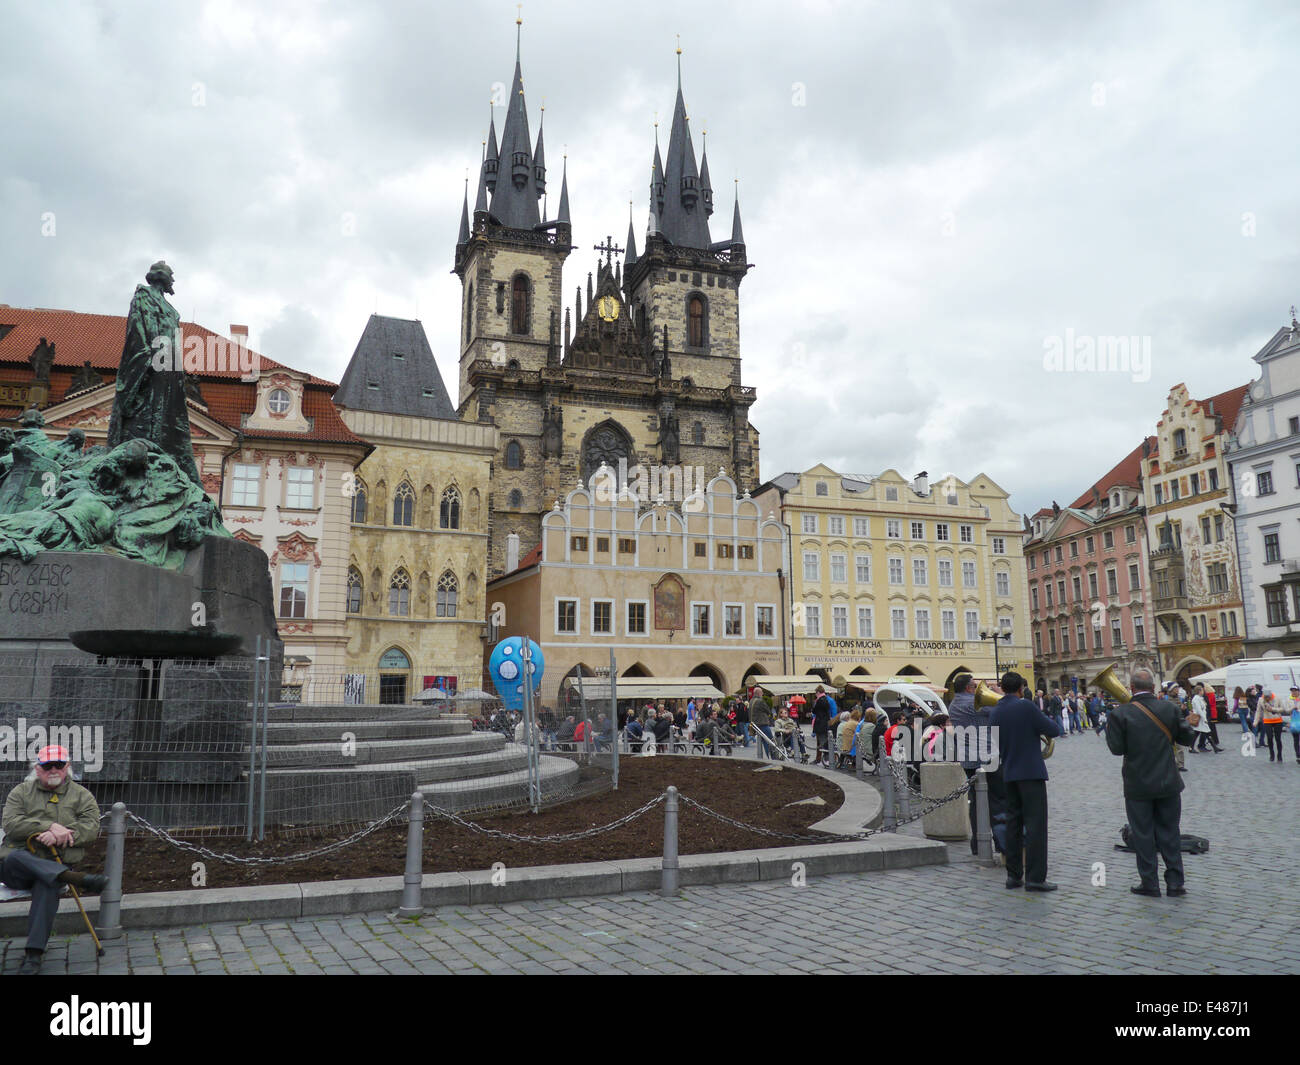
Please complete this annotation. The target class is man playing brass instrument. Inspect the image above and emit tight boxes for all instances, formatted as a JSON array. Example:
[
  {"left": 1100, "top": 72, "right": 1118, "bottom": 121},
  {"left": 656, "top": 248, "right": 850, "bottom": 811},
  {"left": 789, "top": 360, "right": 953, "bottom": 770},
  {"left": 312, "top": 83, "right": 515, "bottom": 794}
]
[{"left": 1104, "top": 667, "right": 1195, "bottom": 897}]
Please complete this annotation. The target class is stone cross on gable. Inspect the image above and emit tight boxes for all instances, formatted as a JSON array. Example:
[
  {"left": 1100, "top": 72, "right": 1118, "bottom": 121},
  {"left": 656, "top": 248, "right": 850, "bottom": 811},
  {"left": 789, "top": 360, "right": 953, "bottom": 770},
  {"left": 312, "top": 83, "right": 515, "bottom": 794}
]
[{"left": 593, "top": 235, "right": 623, "bottom": 265}]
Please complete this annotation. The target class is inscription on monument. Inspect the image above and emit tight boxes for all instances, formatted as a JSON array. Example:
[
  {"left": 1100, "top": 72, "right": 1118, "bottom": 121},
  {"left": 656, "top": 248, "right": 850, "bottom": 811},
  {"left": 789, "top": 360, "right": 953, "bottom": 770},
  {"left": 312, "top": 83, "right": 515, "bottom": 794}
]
[{"left": 0, "top": 560, "right": 73, "bottom": 616}]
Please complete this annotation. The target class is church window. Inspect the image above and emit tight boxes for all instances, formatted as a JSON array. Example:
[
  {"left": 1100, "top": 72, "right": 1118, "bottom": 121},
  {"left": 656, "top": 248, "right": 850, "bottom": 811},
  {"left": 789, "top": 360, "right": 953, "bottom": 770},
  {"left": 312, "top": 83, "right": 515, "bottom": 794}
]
[
  {"left": 508, "top": 489, "right": 522, "bottom": 509},
  {"left": 350, "top": 481, "right": 367, "bottom": 523},
  {"left": 440, "top": 486, "right": 461, "bottom": 529},
  {"left": 388, "top": 569, "right": 410, "bottom": 616},
  {"left": 687, "top": 294, "right": 706, "bottom": 348},
  {"left": 496, "top": 282, "right": 506, "bottom": 313},
  {"left": 392, "top": 482, "right": 415, "bottom": 526},
  {"left": 436, "top": 571, "right": 459, "bottom": 617},
  {"left": 506, "top": 440, "right": 523, "bottom": 469},
  {"left": 346, "top": 567, "right": 363, "bottom": 613},
  {"left": 466, "top": 284, "right": 474, "bottom": 344},
  {"left": 692, "top": 421, "right": 704, "bottom": 445},
  {"left": 511, "top": 274, "right": 531, "bottom": 335}
]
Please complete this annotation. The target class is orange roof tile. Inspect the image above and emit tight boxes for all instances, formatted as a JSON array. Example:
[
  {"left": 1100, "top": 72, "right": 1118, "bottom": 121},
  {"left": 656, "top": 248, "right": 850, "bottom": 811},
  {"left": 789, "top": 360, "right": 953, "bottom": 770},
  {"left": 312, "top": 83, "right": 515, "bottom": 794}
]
[{"left": 1067, "top": 437, "right": 1151, "bottom": 510}]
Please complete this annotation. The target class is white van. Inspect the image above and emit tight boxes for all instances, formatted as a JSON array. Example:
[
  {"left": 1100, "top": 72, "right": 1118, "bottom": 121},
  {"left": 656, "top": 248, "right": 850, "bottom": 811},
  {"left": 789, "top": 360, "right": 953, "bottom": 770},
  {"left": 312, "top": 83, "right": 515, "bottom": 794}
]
[{"left": 1223, "top": 658, "right": 1300, "bottom": 700}]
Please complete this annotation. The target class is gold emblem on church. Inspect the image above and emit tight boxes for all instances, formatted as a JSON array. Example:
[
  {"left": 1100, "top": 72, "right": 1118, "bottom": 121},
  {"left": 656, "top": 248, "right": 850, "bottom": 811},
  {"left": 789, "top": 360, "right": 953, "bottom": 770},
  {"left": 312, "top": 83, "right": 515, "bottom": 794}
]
[{"left": 596, "top": 295, "right": 620, "bottom": 322}]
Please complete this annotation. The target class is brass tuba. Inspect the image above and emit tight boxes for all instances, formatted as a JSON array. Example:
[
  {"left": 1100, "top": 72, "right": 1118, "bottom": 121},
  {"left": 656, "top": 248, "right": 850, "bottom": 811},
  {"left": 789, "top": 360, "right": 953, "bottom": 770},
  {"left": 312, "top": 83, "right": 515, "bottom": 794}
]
[
  {"left": 1090, "top": 664, "right": 1134, "bottom": 705},
  {"left": 975, "top": 681, "right": 1000, "bottom": 709}
]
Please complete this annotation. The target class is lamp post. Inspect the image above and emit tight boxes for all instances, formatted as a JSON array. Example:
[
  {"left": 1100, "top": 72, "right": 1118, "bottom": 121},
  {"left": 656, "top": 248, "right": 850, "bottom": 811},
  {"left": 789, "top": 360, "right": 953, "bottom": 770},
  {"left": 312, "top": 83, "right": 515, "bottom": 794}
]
[{"left": 980, "top": 629, "right": 1011, "bottom": 676}]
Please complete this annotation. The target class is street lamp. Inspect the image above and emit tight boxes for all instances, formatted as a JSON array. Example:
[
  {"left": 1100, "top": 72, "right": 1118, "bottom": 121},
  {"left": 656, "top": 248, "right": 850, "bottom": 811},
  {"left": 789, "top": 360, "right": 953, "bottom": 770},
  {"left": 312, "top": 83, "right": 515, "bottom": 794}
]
[{"left": 979, "top": 629, "right": 1012, "bottom": 675}]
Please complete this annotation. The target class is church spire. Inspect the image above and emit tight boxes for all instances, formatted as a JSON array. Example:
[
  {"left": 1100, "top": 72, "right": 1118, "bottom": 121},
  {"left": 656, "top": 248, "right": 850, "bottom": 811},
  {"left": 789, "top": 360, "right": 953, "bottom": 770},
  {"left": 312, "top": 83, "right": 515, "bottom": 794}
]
[
  {"left": 488, "top": 15, "right": 541, "bottom": 229},
  {"left": 484, "top": 108, "right": 499, "bottom": 194},
  {"left": 458, "top": 175, "right": 471, "bottom": 244},
  {"left": 556, "top": 154, "right": 570, "bottom": 223},
  {"left": 625, "top": 200, "right": 638, "bottom": 267},
  {"left": 657, "top": 41, "right": 711, "bottom": 249},
  {"left": 730, "top": 181, "right": 744, "bottom": 246},
  {"left": 533, "top": 104, "right": 547, "bottom": 198},
  {"left": 699, "top": 126, "right": 713, "bottom": 217}
]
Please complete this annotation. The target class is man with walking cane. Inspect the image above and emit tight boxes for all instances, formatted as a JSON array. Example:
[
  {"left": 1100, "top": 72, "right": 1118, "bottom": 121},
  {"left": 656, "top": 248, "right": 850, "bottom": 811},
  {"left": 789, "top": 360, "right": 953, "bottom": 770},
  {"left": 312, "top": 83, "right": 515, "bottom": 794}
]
[{"left": 0, "top": 745, "right": 108, "bottom": 974}]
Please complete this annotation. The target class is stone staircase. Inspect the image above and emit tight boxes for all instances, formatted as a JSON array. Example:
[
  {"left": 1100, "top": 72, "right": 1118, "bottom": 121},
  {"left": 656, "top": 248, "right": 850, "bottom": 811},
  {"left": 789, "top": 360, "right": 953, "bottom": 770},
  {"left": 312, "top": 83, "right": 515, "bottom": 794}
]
[{"left": 260, "top": 703, "right": 581, "bottom": 822}]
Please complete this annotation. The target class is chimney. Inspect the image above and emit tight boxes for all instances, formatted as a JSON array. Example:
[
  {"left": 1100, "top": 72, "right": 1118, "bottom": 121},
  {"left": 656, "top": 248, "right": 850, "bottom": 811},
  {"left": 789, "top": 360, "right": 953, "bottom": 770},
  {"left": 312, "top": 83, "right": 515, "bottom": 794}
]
[
  {"left": 913, "top": 471, "right": 929, "bottom": 496},
  {"left": 506, "top": 533, "right": 520, "bottom": 573},
  {"left": 230, "top": 324, "right": 249, "bottom": 344}
]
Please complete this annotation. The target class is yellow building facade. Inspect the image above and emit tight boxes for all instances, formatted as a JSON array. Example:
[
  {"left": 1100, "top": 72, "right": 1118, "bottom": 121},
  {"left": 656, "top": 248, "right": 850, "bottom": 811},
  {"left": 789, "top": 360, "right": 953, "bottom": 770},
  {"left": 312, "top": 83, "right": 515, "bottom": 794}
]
[
  {"left": 752, "top": 466, "right": 1034, "bottom": 692},
  {"left": 487, "top": 467, "right": 788, "bottom": 705}
]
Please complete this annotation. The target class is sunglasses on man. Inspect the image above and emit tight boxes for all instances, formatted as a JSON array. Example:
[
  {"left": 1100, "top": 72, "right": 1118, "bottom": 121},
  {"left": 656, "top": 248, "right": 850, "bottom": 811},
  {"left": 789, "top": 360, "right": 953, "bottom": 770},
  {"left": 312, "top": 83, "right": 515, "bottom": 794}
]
[{"left": 38, "top": 761, "right": 68, "bottom": 770}]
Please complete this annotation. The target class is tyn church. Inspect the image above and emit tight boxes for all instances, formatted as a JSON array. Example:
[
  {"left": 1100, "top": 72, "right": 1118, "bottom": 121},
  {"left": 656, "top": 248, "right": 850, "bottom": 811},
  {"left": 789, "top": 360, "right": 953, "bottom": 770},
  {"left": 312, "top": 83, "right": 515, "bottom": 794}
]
[{"left": 453, "top": 32, "right": 760, "bottom": 577}]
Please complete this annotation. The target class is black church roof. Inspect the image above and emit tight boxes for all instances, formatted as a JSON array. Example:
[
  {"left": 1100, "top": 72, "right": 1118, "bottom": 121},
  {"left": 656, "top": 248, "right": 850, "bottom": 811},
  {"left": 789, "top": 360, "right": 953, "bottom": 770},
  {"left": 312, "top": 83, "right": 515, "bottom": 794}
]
[{"left": 334, "top": 315, "right": 456, "bottom": 420}]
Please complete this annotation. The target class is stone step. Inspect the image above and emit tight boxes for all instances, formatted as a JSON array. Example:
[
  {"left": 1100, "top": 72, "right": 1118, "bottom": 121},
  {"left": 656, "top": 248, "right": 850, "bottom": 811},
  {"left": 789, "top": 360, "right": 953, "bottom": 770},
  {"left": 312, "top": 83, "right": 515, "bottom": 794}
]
[
  {"left": 267, "top": 747, "right": 531, "bottom": 787},
  {"left": 418, "top": 755, "right": 582, "bottom": 813},
  {"left": 265, "top": 732, "right": 507, "bottom": 768},
  {"left": 262, "top": 720, "right": 491, "bottom": 745},
  {"left": 266, "top": 703, "right": 458, "bottom": 723},
  {"left": 265, "top": 712, "right": 471, "bottom": 736}
]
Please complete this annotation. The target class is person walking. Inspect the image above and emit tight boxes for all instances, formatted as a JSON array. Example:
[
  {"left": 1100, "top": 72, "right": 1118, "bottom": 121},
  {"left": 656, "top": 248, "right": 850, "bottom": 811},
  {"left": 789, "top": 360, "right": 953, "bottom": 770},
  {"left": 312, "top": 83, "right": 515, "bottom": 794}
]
[
  {"left": 1190, "top": 684, "right": 1215, "bottom": 752},
  {"left": 1288, "top": 688, "right": 1300, "bottom": 765},
  {"left": 1260, "top": 691, "right": 1287, "bottom": 763},
  {"left": 1232, "top": 686, "right": 1250, "bottom": 736},
  {"left": 1105, "top": 668, "right": 1195, "bottom": 896},
  {"left": 989, "top": 672, "right": 1062, "bottom": 891},
  {"left": 811, "top": 686, "right": 833, "bottom": 767}
]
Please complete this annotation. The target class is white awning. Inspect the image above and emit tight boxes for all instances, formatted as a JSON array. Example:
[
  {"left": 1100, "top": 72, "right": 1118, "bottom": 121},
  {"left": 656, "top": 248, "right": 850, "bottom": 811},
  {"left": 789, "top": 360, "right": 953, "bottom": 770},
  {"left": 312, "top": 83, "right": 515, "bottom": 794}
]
[
  {"left": 571, "top": 677, "right": 725, "bottom": 702},
  {"left": 744, "top": 674, "right": 838, "bottom": 696},
  {"left": 1189, "top": 667, "right": 1228, "bottom": 687}
]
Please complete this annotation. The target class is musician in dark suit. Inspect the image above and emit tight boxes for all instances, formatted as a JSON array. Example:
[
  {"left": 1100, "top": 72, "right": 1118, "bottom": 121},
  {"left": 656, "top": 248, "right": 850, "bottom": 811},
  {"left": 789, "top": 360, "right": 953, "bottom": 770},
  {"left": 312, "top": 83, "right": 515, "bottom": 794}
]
[
  {"left": 988, "top": 671, "right": 1062, "bottom": 891},
  {"left": 1105, "top": 667, "right": 1196, "bottom": 897}
]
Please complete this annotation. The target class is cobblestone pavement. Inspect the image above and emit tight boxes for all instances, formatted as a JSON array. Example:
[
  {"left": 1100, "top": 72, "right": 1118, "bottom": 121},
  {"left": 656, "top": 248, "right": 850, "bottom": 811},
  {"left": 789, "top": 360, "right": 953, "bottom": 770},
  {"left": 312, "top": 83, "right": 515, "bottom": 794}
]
[{"left": 7, "top": 726, "right": 1299, "bottom": 974}]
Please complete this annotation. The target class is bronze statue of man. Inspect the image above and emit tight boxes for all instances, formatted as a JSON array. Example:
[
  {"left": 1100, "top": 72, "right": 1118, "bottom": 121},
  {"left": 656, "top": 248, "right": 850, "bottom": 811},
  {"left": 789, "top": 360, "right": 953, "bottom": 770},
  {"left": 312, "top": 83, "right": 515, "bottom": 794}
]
[{"left": 106, "top": 261, "right": 203, "bottom": 489}]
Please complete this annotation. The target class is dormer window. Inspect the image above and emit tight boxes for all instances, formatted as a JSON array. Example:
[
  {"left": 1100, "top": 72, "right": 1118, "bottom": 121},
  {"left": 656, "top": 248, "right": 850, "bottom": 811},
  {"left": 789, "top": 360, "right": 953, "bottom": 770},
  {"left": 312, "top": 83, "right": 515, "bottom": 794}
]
[
  {"left": 1112, "top": 493, "right": 1120, "bottom": 508},
  {"left": 268, "top": 388, "right": 291, "bottom": 414}
]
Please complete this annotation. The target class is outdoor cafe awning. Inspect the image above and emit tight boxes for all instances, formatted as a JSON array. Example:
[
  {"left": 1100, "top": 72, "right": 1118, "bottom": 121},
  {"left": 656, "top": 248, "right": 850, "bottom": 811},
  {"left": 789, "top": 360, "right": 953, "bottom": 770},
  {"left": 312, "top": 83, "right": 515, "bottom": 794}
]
[
  {"left": 571, "top": 677, "right": 725, "bottom": 702},
  {"left": 844, "top": 676, "right": 944, "bottom": 695},
  {"left": 744, "top": 675, "right": 837, "bottom": 696}
]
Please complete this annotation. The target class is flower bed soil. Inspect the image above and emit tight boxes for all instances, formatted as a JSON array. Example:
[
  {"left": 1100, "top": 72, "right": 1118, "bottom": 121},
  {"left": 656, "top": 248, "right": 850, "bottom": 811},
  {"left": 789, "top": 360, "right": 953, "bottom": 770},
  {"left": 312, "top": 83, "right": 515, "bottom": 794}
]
[{"left": 78, "top": 759, "right": 845, "bottom": 893}]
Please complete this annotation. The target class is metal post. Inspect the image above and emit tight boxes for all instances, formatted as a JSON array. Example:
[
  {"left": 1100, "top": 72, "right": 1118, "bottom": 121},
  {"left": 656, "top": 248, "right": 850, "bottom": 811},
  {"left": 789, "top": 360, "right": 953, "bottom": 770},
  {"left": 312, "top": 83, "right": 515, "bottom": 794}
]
[
  {"left": 96, "top": 802, "right": 127, "bottom": 940},
  {"left": 661, "top": 785, "right": 679, "bottom": 896},
  {"left": 609, "top": 648, "right": 619, "bottom": 790},
  {"left": 247, "top": 636, "right": 260, "bottom": 841},
  {"left": 257, "top": 643, "right": 270, "bottom": 841},
  {"left": 974, "top": 771, "right": 994, "bottom": 864},
  {"left": 881, "top": 754, "right": 897, "bottom": 831},
  {"left": 522, "top": 644, "right": 540, "bottom": 813},
  {"left": 398, "top": 792, "right": 424, "bottom": 918},
  {"left": 856, "top": 737, "right": 864, "bottom": 780}
]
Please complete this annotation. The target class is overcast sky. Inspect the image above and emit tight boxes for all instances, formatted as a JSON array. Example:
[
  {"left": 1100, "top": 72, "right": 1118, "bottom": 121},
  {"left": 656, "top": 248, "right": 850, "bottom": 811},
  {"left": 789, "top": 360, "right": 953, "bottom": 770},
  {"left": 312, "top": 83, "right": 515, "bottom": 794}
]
[{"left": 3, "top": 0, "right": 1298, "bottom": 518}]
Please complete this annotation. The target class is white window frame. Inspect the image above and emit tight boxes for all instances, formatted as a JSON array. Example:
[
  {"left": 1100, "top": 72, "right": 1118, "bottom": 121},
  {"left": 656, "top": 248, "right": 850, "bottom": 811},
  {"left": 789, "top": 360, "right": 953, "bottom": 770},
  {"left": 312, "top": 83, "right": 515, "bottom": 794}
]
[
  {"left": 231, "top": 463, "right": 261, "bottom": 507},
  {"left": 626, "top": 598, "right": 649, "bottom": 636},
  {"left": 830, "top": 553, "right": 847, "bottom": 583},
  {"left": 690, "top": 601, "right": 712, "bottom": 637},
  {"left": 936, "top": 523, "right": 950, "bottom": 541},
  {"left": 803, "top": 551, "right": 820, "bottom": 582},
  {"left": 804, "top": 603, "right": 821, "bottom": 637},
  {"left": 991, "top": 536, "right": 1006, "bottom": 554},
  {"left": 828, "top": 515, "right": 845, "bottom": 536},
  {"left": 891, "top": 608, "right": 907, "bottom": 640},
  {"left": 995, "top": 570, "right": 1010, "bottom": 597},
  {"left": 915, "top": 608, "right": 931, "bottom": 639},
  {"left": 911, "top": 520, "right": 925, "bottom": 540},
  {"left": 888, "top": 556, "right": 904, "bottom": 585},
  {"left": 853, "top": 517, "right": 870, "bottom": 538},
  {"left": 855, "top": 554, "right": 871, "bottom": 583},
  {"left": 941, "top": 608, "right": 956, "bottom": 640},
  {"left": 913, "top": 557, "right": 928, "bottom": 585},
  {"left": 801, "top": 513, "right": 818, "bottom": 534},
  {"left": 886, "top": 518, "right": 902, "bottom": 539},
  {"left": 723, "top": 602, "right": 745, "bottom": 638},
  {"left": 755, "top": 603, "right": 776, "bottom": 639},
  {"left": 279, "top": 562, "right": 310, "bottom": 619},
  {"left": 965, "top": 610, "right": 980, "bottom": 641},
  {"left": 590, "top": 598, "right": 614, "bottom": 636},
  {"left": 959, "top": 524, "right": 973, "bottom": 543},
  {"left": 831, "top": 604, "right": 849, "bottom": 638},
  {"left": 285, "top": 466, "right": 314, "bottom": 510},
  {"left": 938, "top": 558, "right": 953, "bottom": 587},
  {"left": 962, "top": 561, "right": 977, "bottom": 588},
  {"left": 555, "top": 597, "right": 580, "bottom": 635},
  {"left": 857, "top": 605, "right": 874, "bottom": 638}
]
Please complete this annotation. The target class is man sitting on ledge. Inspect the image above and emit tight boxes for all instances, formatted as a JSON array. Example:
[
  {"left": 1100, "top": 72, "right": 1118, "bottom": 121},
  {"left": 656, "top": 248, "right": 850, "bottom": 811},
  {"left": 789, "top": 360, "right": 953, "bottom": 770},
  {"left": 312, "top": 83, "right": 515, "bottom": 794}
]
[{"left": 0, "top": 745, "right": 108, "bottom": 975}]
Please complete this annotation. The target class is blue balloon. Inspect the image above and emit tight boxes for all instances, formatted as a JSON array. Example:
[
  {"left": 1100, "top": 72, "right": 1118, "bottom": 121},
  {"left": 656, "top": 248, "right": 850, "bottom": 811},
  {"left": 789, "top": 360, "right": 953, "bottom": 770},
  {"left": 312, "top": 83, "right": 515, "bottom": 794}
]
[{"left": 489, "top": 637, "right": 545, "bottom": 711}]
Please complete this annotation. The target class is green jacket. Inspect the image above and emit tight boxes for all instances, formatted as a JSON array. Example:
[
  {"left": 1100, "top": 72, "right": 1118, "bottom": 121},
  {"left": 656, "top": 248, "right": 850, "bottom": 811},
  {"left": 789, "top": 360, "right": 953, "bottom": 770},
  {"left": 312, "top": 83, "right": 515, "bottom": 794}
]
[{"left": 1, "top": 776, "right": 101, "bottom": 865}]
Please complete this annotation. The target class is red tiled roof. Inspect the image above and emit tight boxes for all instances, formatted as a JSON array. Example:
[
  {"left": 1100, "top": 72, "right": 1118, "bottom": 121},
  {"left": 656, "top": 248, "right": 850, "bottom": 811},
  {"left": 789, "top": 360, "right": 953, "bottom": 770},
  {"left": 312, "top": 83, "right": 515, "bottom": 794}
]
[
  {"left": 0, "top": 305, "right": 365, "bottom": 446},
  {"left": 1067, "top": 437, "right": 1151, "bottom": 509},
  {"left": 0, "top": 305, "right": 333, "bottom": 386},
  {"left": 1199, "top": 384, "right": 1249, "bottom": 434}
]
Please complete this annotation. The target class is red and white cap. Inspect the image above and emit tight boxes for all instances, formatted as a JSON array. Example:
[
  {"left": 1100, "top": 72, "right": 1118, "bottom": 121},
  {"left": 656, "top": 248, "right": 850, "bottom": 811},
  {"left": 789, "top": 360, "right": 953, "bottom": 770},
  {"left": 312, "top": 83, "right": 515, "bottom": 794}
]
[{"left": 36, "top": 745, "right": 70, "bottom": 765}]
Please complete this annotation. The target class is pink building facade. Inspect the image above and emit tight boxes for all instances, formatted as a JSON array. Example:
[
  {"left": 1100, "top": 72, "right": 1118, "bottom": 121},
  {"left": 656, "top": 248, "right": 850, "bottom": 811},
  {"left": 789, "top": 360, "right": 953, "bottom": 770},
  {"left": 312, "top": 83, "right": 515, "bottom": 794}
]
[{"left": 1024, "top": 441, "right": 1159, "bottom": 692}]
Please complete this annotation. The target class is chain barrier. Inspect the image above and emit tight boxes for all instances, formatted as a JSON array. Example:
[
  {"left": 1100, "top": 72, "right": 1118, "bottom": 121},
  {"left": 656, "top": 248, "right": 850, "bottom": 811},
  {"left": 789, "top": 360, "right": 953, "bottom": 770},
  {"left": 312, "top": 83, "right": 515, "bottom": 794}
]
[
  {"left": 123, "top": 802, "right": 412, "bottom": 867},
  {"left": 423, "top": 794, "right": 666, "bottom": 843}
]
